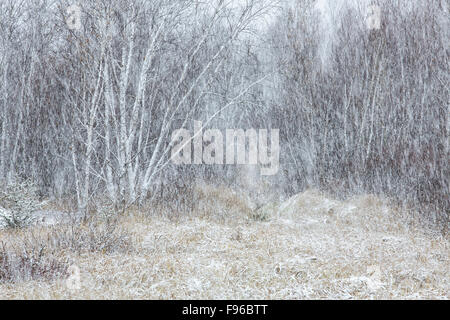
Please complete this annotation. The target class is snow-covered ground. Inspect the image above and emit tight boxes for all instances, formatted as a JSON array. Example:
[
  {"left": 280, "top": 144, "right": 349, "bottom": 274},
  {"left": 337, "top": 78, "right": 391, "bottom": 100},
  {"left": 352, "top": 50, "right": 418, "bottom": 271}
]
[{"left": 0, "top": 186, "right": 448, "bottom": 299}]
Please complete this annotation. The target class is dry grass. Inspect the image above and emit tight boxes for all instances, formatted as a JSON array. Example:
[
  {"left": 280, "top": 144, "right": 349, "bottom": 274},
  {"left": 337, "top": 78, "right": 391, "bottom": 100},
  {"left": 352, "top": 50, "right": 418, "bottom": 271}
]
[{"left": 0, "top": 185, "right": 448, "bottom": 299}]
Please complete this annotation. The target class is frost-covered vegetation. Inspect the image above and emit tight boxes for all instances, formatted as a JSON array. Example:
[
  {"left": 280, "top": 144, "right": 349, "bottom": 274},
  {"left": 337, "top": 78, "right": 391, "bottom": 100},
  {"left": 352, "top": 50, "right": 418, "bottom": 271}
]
[
  {"left": 0, "top": 179, "right": 43, "bottom": 228},
  {"left": 268, "top": 0, "right": 449, "bottom": 230},
  {"left": 0, "top": 184, "right": 448, "bottom": 299},
  {"left": 0, "top": 0, "right": 448, "bottom": 299}
]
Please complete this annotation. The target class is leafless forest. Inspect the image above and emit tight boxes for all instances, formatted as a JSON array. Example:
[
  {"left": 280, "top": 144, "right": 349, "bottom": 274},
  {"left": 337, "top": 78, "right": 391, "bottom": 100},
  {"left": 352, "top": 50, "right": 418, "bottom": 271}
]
[{"left": 0, "top": 0, "right": 448, "bottom": 299}]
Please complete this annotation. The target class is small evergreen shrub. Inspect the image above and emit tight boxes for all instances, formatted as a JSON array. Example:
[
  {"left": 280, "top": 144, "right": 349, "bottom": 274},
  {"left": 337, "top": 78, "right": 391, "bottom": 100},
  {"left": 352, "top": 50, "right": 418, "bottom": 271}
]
[{"left": 0, "top": 180, "right": 43, "bottom": 229}]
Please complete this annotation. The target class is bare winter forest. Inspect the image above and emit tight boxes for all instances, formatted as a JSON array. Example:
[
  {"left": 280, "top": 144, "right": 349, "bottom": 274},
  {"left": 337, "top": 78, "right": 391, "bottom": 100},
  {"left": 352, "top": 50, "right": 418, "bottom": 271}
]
[{"left": 0, "top": 0, "right": 448, "bottom": 299}]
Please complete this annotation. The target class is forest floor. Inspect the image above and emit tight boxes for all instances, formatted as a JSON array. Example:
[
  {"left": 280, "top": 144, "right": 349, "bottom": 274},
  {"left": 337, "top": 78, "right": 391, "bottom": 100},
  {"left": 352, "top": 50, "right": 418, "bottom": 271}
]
[{"left": 0, "top": 184, "right": 448, "bottom": 299}]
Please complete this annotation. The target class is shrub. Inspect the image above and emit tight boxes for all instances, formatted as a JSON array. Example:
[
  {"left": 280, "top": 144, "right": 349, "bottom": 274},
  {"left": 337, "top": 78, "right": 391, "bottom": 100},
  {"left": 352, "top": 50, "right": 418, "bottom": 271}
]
[
  {"left": 0, "top": 217, "right": 132, "bottom": 284},
  {"left": 0, "top": 241, "right": 69, "bottom": 283},
  {"left": 0, "top": 180, "right": 44, "bottom": 229},
  {"left": 48, "top": 218, "right": 133, "bottom": 254}
]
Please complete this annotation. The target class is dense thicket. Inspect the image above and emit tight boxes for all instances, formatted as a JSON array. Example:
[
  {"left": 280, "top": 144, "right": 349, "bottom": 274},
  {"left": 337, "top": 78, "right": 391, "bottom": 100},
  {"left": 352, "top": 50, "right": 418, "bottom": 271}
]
[
  {"left": 266, "top": 0, "right": 448, "bottom": 228},
  {"left": 0, "top": 0, "right": 448, "bottom": 228}
]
